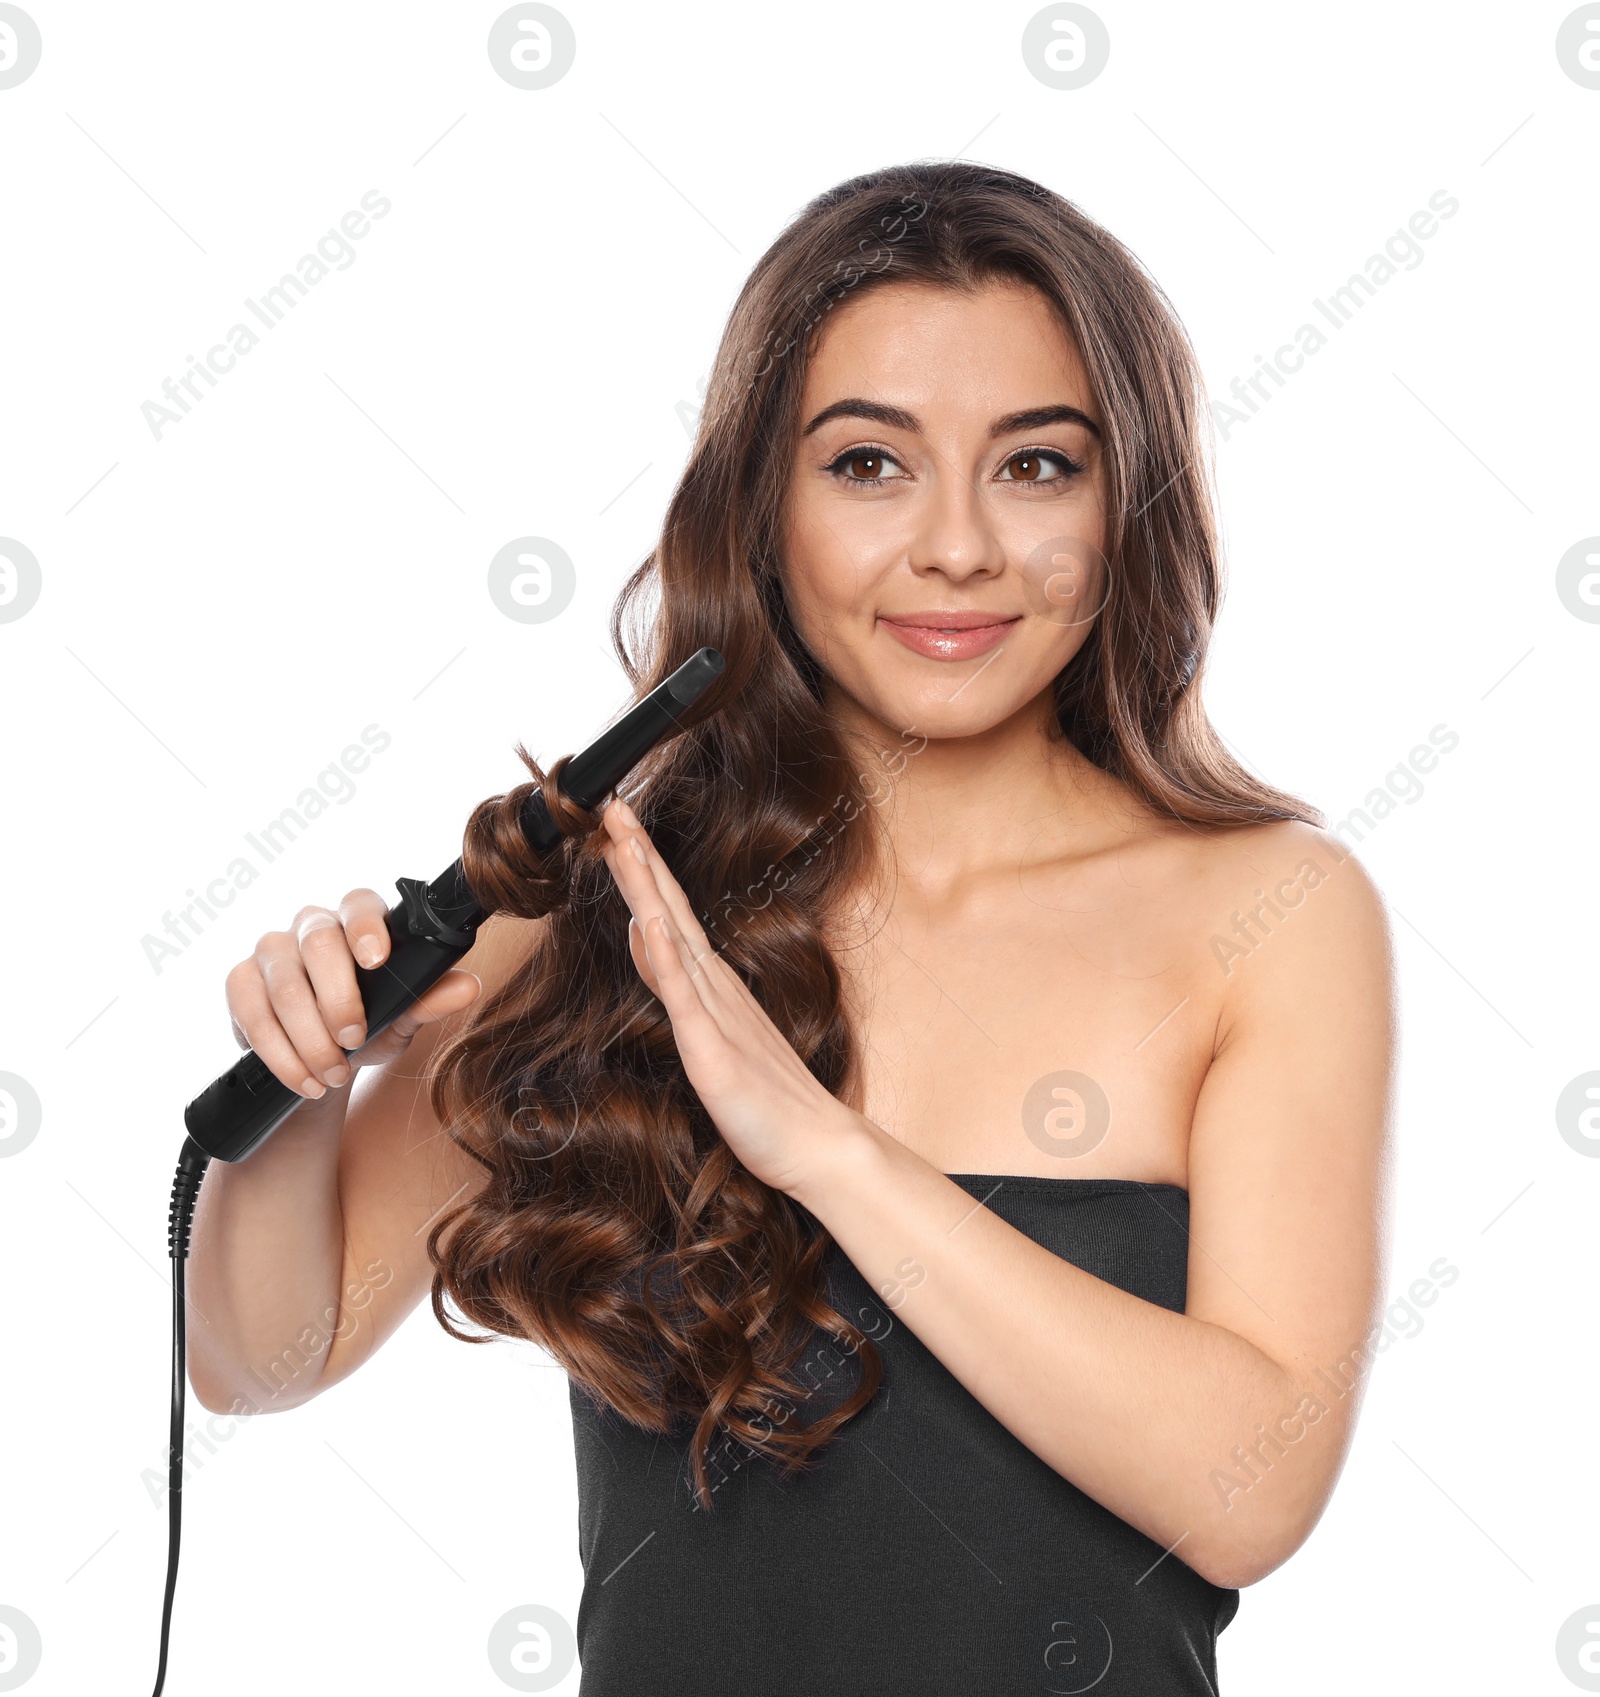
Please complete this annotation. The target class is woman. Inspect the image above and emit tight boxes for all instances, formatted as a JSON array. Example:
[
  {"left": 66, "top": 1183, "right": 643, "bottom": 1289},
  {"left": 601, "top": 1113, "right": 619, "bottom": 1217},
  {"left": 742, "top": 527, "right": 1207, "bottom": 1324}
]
[{"left": 188, "top": 161, "right": 1394, "bottom": 1694}]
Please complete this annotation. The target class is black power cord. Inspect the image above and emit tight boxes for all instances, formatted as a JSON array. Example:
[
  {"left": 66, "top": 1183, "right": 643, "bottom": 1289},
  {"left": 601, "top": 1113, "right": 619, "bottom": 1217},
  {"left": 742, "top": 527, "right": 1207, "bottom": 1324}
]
[{"left": 152, "top": 1137, "right": 210, "bottom": 1697}]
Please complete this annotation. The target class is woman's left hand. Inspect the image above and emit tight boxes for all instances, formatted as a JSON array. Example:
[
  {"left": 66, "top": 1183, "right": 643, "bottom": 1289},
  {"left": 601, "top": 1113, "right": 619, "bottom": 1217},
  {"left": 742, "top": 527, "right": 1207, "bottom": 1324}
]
[{"left": 597, "top": 797, "right": 865, "bottom": 1198}]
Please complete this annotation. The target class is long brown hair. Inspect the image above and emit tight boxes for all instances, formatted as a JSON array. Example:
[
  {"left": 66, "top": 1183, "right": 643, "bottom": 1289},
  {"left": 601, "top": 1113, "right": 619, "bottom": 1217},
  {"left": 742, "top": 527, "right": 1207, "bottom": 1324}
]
[{"left": 425, "top": 160, "right": 1321, "bottom": 1509}]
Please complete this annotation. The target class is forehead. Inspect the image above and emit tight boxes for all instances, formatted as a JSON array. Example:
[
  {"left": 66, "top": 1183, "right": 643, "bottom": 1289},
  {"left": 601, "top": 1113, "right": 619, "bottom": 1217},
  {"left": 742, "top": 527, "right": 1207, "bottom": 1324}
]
[{"left": 799, "top": 277, "right": 1092, "bottom": 413}]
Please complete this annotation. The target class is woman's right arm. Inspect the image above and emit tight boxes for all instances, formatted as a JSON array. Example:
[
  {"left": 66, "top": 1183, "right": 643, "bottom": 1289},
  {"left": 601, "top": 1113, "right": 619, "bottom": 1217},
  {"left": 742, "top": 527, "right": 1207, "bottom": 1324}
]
[{"left": 185, "top": 891, "right": 543, "bottom": 1416}]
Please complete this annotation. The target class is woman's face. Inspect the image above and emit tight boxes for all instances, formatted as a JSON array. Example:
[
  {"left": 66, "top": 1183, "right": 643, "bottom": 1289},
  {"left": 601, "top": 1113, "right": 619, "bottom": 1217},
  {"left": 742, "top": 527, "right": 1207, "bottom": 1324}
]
[{"left": 779, "top": 276, "right": 1109, "bottom": 742}]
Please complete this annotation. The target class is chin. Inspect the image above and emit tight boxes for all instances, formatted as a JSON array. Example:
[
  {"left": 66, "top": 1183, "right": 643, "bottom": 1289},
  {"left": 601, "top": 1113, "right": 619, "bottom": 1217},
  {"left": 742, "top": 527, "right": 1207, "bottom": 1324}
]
[{"left": 849, "top": 678, "right": 1026, "bottom": 743}]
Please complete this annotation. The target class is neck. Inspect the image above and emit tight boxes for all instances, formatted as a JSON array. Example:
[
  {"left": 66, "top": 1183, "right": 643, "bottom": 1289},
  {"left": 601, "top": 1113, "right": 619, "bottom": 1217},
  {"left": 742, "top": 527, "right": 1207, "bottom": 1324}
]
[{"left": 825, "top": 679, "right": 1152, "bottom": 903}]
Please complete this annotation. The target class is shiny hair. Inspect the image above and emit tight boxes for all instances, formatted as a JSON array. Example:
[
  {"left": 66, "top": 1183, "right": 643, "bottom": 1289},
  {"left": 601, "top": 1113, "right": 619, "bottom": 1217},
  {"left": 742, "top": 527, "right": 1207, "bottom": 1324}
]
[{"left": 424, "top": 159, "right": 1321, "bottom": 1510}]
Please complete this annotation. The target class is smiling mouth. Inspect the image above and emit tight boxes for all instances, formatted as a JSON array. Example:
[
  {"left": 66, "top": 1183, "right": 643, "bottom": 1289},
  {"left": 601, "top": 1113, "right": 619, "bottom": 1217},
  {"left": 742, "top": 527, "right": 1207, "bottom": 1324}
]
[{"left": 876, "top": 614, "right": 1021, "bottom": 661}]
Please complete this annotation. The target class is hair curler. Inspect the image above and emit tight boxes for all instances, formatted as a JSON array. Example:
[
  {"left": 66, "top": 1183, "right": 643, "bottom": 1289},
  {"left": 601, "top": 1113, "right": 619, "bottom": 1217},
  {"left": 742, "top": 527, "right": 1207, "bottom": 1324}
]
[{"left": 148, "top": 647, "right": 725, "bottom": 1695}]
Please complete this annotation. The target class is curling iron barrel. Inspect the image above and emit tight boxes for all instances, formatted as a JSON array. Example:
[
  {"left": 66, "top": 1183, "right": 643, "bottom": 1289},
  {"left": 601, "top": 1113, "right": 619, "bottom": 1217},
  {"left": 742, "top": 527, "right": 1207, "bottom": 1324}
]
[{"left": 181, "top": 647, "right": 725, "bottom": 1165}]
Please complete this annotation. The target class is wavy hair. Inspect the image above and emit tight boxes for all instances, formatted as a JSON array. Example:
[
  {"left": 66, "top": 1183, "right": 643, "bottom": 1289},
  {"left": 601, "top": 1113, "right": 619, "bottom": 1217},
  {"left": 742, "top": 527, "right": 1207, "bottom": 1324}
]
[{"left": 424, "top": 159, "right": 1322, "bottom": 1509}]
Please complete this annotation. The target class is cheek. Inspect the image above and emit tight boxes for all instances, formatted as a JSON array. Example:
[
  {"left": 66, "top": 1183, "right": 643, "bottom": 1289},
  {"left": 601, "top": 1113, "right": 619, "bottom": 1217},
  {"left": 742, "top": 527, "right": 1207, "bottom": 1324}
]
[
  {"left": 1009, "top": 609, "right": 1096, "bottom": 693},
  {"left": 781, "top": 496, "right": 895, "bottom": 630},
  {"left": 1019, "top": 532, "right": 1110, "bottom": 630}
]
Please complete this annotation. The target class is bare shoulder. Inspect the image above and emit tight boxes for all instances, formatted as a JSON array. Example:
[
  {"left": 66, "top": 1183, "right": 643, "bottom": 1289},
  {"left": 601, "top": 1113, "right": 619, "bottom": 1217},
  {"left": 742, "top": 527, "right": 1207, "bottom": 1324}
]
[
  {"left": 1090, "top": 811, "right": 1394, "bottom": 1074},
  {"left": 1207, "top": 816, "right": 1386, "bottom": 923},
  {"left": 1169, "top": 816, "right": 1394, "bottom": 1048},
  {"left": 1102, "top": 807, "right": 1390, "bottom": 965}
]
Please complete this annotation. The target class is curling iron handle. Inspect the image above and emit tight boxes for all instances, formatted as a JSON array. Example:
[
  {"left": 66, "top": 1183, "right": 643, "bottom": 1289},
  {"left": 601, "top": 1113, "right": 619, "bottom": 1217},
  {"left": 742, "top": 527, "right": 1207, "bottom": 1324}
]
[
  {"left": 182, "top": 876, "right": 482, "bottom": 1165},
  {"left": 182, "top": 644, "right": 727, "bottom": 1168}
]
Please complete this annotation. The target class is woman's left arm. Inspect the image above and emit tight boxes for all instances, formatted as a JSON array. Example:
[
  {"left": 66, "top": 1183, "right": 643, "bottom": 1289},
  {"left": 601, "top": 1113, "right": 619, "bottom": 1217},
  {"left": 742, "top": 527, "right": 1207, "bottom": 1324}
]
[{"left": 600, "top": 804, "right": 1396, "bottom": 1591}]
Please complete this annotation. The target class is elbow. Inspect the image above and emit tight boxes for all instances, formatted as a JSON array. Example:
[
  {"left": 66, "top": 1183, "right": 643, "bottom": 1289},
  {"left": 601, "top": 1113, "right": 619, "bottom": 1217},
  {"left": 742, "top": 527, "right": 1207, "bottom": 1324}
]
[
  {"left": 189, "top": 1373, "right": 315, "bottom": 1417},
  {"left": 186, "top": 1352, "right": 243, "bottom": 1417},
  {"left": 187, "top": 1354, "right": 320, "bottom": 1417},
  {"left": 187, "top": 1365, "right": 263, "bottom": 1418},
  {"left": 188, "top": 1376, "right": 231, "bottom": 1417},
  {"left": 1182, "top": 1514, "right": 1319, "bottom": 1591},
  {"left": 1186, "top": 1545, "right": 1287, "bottom": 1592},
  {"left": 187, "top": 1321, "right": 347, "bottom": 1415},
  {"left": 1180, "top": 1445, "right": 1342, "bottom": 1589}
]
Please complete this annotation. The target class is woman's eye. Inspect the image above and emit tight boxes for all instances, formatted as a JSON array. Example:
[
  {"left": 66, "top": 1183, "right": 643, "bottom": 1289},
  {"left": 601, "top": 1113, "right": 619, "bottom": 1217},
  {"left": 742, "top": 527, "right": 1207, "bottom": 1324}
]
[
  {"left": 826, "top": 445, "right": 1082, "bottom": 487},
  {"left": 999, "top": 449, "right": 1083, "bottom": 483},
  {"left": 827, "top": 448, "right": 904, "bottom": 485}
]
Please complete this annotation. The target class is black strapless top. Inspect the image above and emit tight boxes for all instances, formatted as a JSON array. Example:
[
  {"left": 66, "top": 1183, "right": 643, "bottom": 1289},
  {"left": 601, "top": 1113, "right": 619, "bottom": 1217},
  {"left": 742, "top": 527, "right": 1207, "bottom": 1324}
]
[{"left": 570, "top": 1175, "right": 1239, "bottom": 1695}]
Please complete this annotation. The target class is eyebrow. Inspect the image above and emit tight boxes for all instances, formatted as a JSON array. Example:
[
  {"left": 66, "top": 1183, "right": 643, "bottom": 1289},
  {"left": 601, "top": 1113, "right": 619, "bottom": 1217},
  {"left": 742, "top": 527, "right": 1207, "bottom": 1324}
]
[{"left": 799, "top": 398, "right": 1103, "bottom": 440}]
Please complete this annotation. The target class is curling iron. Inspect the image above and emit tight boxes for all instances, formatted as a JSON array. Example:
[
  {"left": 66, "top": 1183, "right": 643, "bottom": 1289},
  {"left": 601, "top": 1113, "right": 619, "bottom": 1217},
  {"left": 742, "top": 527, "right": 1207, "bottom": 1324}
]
[{"left": 149, "top": 647, "right": 725, "bottom": 1694}]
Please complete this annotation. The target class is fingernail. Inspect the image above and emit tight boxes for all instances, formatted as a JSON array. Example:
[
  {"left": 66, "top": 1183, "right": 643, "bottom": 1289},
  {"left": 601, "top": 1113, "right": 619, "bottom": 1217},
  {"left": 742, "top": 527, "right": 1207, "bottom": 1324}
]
[
  {"left": 337, "top": 1025, "right": 365, "bottom": 1048},
  {"left": 356, "top": 939, "right": 384, "bottom": 968},
  {"left": 616, "top": 799, "right": 639, "bottom": 827},
  {"left": 300, "top": 1078, "right": 326, "bottom": 1098},
  {"left": 324, "top": 1063, "right": 351, "bottom": 1088},
  {"left": 630, "top": 835, "right": 648, "bottom": 864}
]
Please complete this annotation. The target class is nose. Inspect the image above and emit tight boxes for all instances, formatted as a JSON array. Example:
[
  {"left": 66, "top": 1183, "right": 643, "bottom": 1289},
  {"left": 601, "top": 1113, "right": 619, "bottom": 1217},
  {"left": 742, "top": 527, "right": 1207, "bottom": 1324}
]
[{"left": 906, "top": 455, "right": 1007, "bottom": 583}]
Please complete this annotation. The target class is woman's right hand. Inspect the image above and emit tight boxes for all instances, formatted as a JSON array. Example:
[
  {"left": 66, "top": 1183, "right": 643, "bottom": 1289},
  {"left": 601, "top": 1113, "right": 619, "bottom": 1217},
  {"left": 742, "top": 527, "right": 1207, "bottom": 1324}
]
[{"left": 224, "top": 888, "right": 484, "bottom": 1099}]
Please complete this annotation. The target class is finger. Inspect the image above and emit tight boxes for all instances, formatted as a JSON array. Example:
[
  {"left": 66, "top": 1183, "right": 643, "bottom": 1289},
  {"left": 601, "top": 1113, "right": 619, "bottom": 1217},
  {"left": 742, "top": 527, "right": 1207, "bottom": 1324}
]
[
  {"left": 640, "top": 913, "right": 714, "bottom": 1020},
  {"left": 338, "top": 887, "right": 392, "bottom": 969},
  {"left": 294, "top": 906, "right": 370, "bottom": 1053},
  {"left": 225, "top": 957, "right": 329, "bottom": 1099},
  {"left": 601, "top": 834, "right": 664, "bottom": 941},
  {"left": 385, "top": 969, "right": 483, "bottom": 1044},
  {"left": 601, "top": 802, "right": 714, "bottom": 966},
  {"left": 609, "top": 843, "right": 723, "bottom": 1009},
  {"left": 259, "top": 933, "right": 353, "bottom": 1087},
  {"left": 625, "top": 915, "right": 658, "bottom": 992}
]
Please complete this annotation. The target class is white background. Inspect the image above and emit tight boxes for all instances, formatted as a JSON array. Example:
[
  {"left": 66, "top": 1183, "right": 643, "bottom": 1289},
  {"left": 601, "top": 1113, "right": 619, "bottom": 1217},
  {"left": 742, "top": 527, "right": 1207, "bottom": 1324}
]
[{"left": 1, "top": 2, "right": 1595, "bottom": 1692}]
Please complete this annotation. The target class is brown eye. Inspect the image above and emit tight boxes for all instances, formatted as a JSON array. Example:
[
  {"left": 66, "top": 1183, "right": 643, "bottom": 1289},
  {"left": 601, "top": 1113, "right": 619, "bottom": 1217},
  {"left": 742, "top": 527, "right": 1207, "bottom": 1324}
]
[
  {"left": 825, "top": 445, "right": 906, "bottom": 486},
  {"left": 999, "top": 448, "right": 1083, "bottom": 484}
]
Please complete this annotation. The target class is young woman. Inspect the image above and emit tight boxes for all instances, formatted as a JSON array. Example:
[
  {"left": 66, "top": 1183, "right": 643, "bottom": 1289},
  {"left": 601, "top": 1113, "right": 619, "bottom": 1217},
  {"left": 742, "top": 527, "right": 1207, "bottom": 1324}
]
[{"left": 187, "top": 161, "right": 1394, "bottom": 1694}]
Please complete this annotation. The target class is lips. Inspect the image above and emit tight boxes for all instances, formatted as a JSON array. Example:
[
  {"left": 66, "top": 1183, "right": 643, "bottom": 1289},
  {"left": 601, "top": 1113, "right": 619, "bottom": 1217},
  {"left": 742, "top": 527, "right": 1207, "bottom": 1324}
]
[{"left": 877, "top": 612, "right": 1021, "bottom": 661}]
